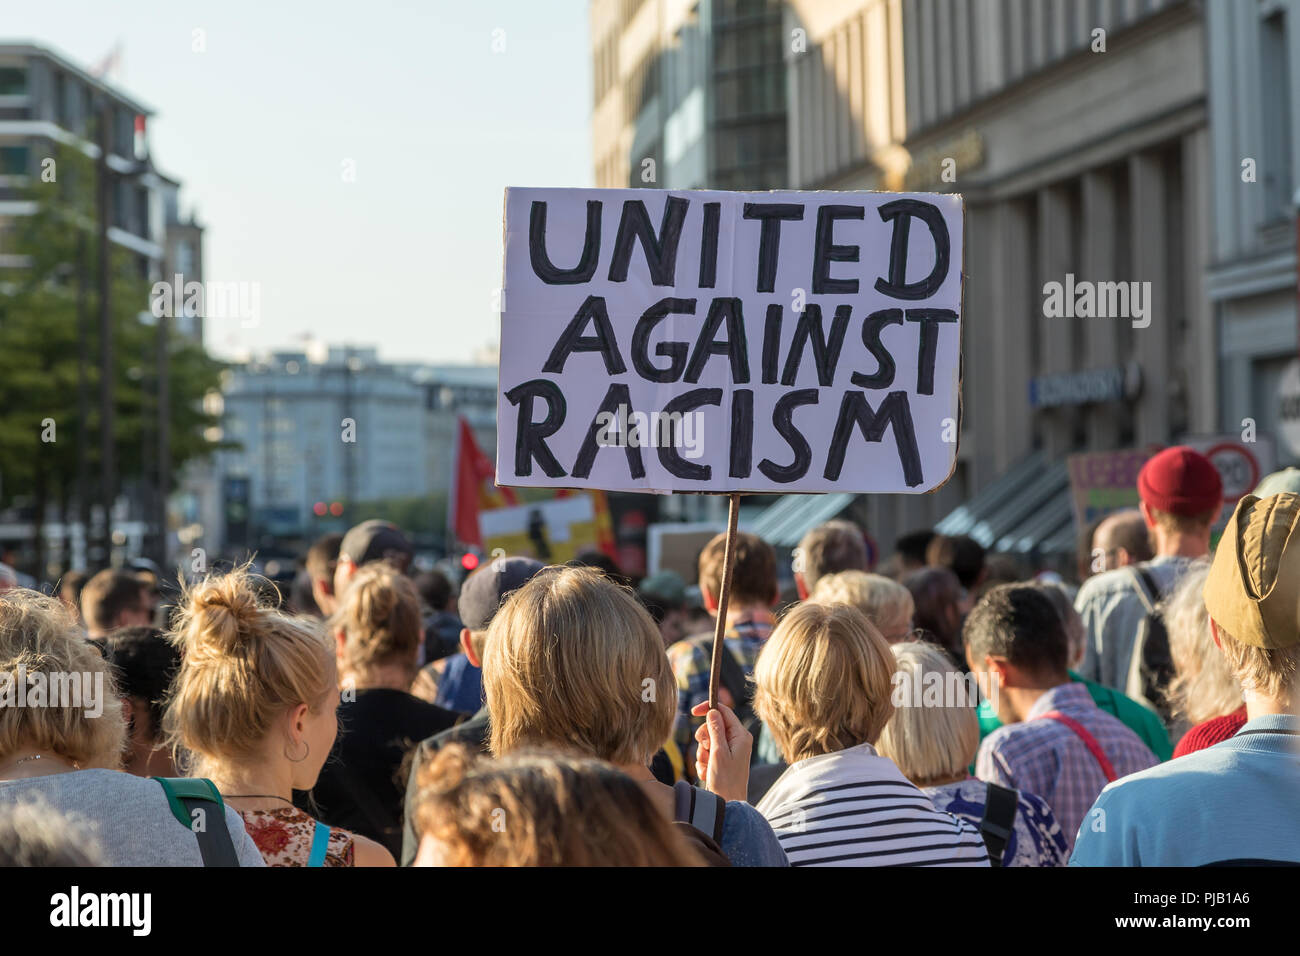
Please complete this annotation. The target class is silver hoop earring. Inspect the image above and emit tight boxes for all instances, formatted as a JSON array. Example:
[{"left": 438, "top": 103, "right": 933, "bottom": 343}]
[{"left": 285, "top": 739, "right": 310, "bottom": 763}]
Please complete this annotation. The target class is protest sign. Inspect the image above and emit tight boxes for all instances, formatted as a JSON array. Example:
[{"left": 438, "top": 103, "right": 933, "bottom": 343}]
[
  {"left": 479, "top": 491, "right": 612, "bottom": 565},
  {"left": 496, "top": 187, "right": 964, "bottom": 495}
]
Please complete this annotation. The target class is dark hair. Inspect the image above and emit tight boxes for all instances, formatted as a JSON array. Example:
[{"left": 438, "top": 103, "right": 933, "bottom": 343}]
[
  {"left": 305, "top": 532, "right": 343, "bottom": 584},
  {"left": 963, "top": 584, "right": 1068, "bottom": 678},
  {"left": 105, "top": 626, "right": 181, "bottom": 741},
  {"left": 1101, "top": 512, "right": 1154, "bottom": 564},
  {"left": 414, "top": 569, "right": 455, "bottom": 612},
  {"left": 79, "top": 570, "right": 146, "bottom": 632},
  {"left": 894, "top": 530, "right": 936, "bottom": 567},
  {"left": 288, "top": 570, "right": 321, "bottom": 617},
  {"left": 59, "top": 570, "right": 89, "bottom": 605},
  {"left": 566, "top": 551, "right": 632, "bottom": 590},
  {"left": 905, "top": 566, "right": 964, "bottom": 661},
  {"left": 926, "top": 534, "right": 986, "bottom": 590}
]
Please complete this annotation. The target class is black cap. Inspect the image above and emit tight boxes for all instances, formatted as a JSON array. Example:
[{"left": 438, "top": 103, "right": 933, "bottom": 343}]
[
  {"left": 459, "top": 557, "right": 545, "bottom": 631},
  {"left": 339, "top": 520, "right": 413, "bottom": 569}
]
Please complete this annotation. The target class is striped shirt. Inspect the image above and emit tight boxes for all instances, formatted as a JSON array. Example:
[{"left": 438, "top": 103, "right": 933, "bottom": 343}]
[
  {"left": 755, "top": 743, "right": 990, "bottom": 867},
  {"left": 976, "top": 682, "right": 1158, "bottom": 853}
]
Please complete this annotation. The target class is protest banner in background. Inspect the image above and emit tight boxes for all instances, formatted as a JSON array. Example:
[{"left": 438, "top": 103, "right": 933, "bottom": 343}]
[
  {"left": 496, "top": 187, "right": 964, "bottom": 496},
  {"left": 1067, "top": 436, "right": 1275, "bottom": 533},
  {"left": 480, "top": 490, "right": 613, "bottom": 565}
]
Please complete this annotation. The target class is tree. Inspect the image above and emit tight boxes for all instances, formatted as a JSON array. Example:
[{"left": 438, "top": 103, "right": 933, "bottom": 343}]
[{"left": 0, "top": 144, "right": 225, "bottom": 579}]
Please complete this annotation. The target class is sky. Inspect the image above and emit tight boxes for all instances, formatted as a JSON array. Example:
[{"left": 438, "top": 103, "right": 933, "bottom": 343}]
[{"left": 4, "top": 0, "right": 592, "bottom": 364}]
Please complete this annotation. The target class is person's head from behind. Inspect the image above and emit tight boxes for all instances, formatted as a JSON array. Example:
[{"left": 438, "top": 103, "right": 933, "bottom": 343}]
[
  {"left": 876, "top": 641, "right": 979, "bottom": 787},
  {"left": 1091, "top": 508, "right": 1153, "bottom": 574},
  {"left": 332, "top": 520, "right": 413, "bottom": 600},
  {"left": 794, "top": 520, "right": 868, "bottom": 599},
  {"left": 305, "top": 532, "right": 343, "bottom": 617},
  {"left": 963, "top": 584, "right": 1070, "bottom": 724},
  {"left": 638, "top": 570, "right": 689, "bottom": 647},
  {"left": 893, "top": 530, "right": 935, "bottom": 577},
  {"left": 413, "top": 568, "right": 455, "bottom": 615},
  {"left": 812, "top": 570, "right": 914, "bottom": 644},
  {"left": 1202, "top": 493, "right": 1300, "bottom": 714},
  {"left": 0, "top": 590, "right": 126, "bottom": 771},
  {"left": 58, "top": 571, "right": 89, "bottom": 622},
  {"left": 413, "top": 744, "right": 702, "bottom": 867},
  {"left": 0, "top": 801, "right": 103, "bottom": 866},
  {"left": 698, "top": 530, "right": 777, "bottom": 614},
  {"left": 165, "top": 568, "right": 338, "bottom": 791},
  {"left": 752, "top": 602, "right": 896, "bottom": 764},
  {"left": 1136, "top": 446, "right": 1223, "bottom": 558},
  {"left": 105, "top": 626, "right": 181, "bottom": 776},
  {"left": 925, "top": 534, "right": 986, "bottom": 596},
  {"left": 1162, "top": 560, "right": 1239, "bottom": 725},
  {"left": 330, "top": 561, "right": 423, "bottom": 689},
  {"left": 1032, "top": 581, "right": 1085, "bottom": 672},
  {"left": 567, "top": 550, "right": 631, "bottom": 589},
  {"left": 80, "top": 569, "right": 150, "bottom": 638},
  {"left": 456, "top": 556, "right": 545, "bottom": 669},
  {"left": 904, "top": 566, "right": 965, "bottom": 661},
  {"left": 483, "top": 565, "right": 674, "bottom": 769}
]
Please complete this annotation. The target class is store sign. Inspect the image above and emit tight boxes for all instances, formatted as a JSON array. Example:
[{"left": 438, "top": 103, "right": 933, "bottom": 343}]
[{"left": 1029, "top": 362, "right": 1141, "bottom": 409}]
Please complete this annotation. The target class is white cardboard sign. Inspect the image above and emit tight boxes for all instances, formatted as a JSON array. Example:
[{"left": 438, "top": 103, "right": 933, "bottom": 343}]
[{"left": 496, "top": 187, "right": 963, "bottom": 495}]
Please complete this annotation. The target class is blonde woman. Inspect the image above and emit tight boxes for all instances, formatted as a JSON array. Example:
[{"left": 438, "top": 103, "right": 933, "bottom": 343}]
[
  {"left": 1162, "top": 560, "right": 1245, "bottom": 756},
  {"left": 876, "top": 641, "right": 1068, "bottom": 867},
  {"left": 413, "top": 745, "right": 705, "bottom": 866},
  {"left": 311, "top": 562, "right": 460, "bottom": 857},
  {"left": 0, "top": 589, "right": 264, "bottom": 866},
  {"left": 751, "top": 602, "right": 989, "bottom": 867},
  {"left": 166, "top": 569, "right": 393, "bottom": 866},
  {"left": 812, "top": 570, "right": 915, "bottom": 643},
  {"left": 482, "top": 565, "right": 787, "bottom": 866}
]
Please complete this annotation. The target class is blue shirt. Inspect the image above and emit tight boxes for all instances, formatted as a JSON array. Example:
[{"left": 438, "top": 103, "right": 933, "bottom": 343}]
[
  {"left": 1070, "top": 714, "right": 1300, "bottom": 866},
  {"left": 719, "top": 799, "right": 789, "bottom": 867},
  {"left": 434, "top": 653, "right": 483, "bottom": 714}
]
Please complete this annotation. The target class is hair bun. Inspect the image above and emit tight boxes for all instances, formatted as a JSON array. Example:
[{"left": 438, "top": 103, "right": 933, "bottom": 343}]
[{"left": 183, "top": 573, "right": 263, "bottom": 656}]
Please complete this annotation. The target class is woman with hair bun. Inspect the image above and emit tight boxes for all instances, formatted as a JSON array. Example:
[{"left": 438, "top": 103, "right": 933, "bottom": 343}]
[
  {"left": 166, "top": 568, "right": 394, "bottom": 866},
  {"left": 0, "top": 589, "right": 264, "bottom": 866}
]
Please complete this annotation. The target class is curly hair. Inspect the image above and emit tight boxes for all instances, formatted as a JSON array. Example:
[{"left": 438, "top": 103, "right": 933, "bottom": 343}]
[{"left": 414, "top": 745, "right": 703, "bottom": 866}]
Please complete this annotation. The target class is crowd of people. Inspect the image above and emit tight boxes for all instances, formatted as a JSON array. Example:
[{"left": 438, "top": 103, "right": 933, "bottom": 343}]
[{"left": 0, "top": 443, "right": 1297, "bottom": 867}]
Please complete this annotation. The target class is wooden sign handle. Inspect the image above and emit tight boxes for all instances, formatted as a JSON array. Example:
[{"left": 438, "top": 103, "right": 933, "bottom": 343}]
[{"left": 707, "top": 492, "right": 742, "bottom": 712}]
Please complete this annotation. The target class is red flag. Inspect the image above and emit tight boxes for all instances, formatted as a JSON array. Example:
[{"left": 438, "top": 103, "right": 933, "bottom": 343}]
[{"left": 450, "top": 417, "right": 516, "bottom": 547}]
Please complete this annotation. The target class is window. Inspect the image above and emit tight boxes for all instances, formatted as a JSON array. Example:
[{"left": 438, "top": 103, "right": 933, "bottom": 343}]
[
  {"left": 0, "top": 145, "right": 28, "bottom": 176},
  {"left": 1258, "top": 8, "right": 1293, "bottom": 222},
  {"left": 0, "top": 67, "right": 26, "bottom": 96}
]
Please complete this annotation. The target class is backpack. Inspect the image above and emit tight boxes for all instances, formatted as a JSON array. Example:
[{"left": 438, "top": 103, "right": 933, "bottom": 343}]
[
  {"left": 1125, "top": 566, "right": 1176, "bottom": 723},
  {"left": 685, "top": 631, "right": 760, "bottom": 735},
  {"left": 152, "top": 777, "right": 241, "bottom": 867},
  {"left": 978, "top": 782, "right": 1019, "bottom": 868},
  {"left": 671, "top": 780, "right": 731, "bottom": 866}
]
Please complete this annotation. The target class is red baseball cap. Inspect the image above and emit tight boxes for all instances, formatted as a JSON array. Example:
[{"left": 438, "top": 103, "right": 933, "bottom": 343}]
[{"left": 1137, "top": 446, "right": 1223, "bottom": 516}]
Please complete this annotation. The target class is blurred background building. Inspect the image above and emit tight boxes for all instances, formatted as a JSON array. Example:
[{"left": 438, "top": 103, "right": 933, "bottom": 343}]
[{"left": 215, "top": 346, "right": 496, "bottom": 557}]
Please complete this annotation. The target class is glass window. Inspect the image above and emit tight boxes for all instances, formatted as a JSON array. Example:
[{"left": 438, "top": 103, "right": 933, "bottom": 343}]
[
  {"left": 0, "top": 67, "right": 26, "bottom": 96},
  {"left": 0, "top": 145, "right": 28, "bottom": 176}
]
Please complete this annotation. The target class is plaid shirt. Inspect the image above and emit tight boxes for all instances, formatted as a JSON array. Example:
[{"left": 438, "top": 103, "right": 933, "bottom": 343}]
[
  {"left": 666, "top": 611, "right": 774, "bottom": 761},
  {"left": 975, "top": 682, "right": 1158, "bottom": 852}
]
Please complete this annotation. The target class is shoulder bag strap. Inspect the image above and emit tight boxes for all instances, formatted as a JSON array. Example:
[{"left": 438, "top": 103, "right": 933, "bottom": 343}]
[{"left": 1039, "top": 710, "right": 1118, "bottom": 782}]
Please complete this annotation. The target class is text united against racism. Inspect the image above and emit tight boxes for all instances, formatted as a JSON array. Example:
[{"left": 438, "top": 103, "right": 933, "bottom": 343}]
[{"left": 496, "top": 188, "right": 964, "bottom": 495}]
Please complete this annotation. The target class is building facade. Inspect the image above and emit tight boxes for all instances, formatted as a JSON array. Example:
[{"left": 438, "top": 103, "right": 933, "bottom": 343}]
[
  {"left": 785, "top": 0, "right": 1216, "bottom": 556},
  {"left": 1205, "top": 0, "right": 1300, "bottom": 462},
  {"left": 216, "top": 347, "right": 496, "bottom": 553}
]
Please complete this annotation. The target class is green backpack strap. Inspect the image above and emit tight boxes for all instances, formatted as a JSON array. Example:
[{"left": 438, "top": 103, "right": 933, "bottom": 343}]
[{"left": 152, "top": 777, "right": 242, "bottom": 867}]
